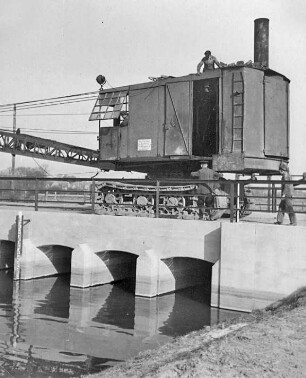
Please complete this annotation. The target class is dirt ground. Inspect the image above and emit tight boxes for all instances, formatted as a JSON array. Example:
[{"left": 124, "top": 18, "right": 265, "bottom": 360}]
[{"left": 86, "top": 287, "right": 306, "bottom": 378}]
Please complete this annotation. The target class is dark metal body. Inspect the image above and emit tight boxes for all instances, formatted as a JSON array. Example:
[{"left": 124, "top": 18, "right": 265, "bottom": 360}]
[{"left": 90, "top": 65, "right": 290, "bottom": 177}]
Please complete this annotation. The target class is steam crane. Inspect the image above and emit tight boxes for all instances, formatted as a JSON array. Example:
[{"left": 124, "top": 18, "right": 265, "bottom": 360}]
[{"left": 0, "top": 19, "right": 290, "bottom": 219}]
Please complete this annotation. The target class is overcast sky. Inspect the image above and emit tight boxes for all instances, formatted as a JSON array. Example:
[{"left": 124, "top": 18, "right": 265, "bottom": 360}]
[{"left": 0, "top": 0, "right": 305, "bottom": 176}]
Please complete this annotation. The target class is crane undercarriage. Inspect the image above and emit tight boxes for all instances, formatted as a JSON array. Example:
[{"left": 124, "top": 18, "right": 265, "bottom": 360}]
[{"left": 94, "top": 181, "right": 254, "bottom": 220}]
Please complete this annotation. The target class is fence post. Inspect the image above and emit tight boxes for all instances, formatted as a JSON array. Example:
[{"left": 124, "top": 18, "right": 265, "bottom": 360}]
[
  {"left": 230, "top": 181, "right": 235, "bottom": 223},
  {"left": 272, "top": 183, "right": 276, "bottom": 212},
  {"left": 236, "top": 182, "right": 240, "bottom": 223},
  {"left": 91, "top": 180, "right": 96, "bottom": 213},
  {"left": 155, "top": 180, "right": 160, "bottom": 218},
  {"left": 14, "top": 212, "right": 23, "bottom": 281},
  {"left": 267, "top": 175, "right": 271, "bottom": 212},
  {"left": 34, "top": 179, "right": 38, "bottom": 211}
]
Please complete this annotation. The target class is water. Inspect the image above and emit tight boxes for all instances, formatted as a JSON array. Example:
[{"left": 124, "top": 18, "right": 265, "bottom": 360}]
[{"left": 0, "top": 270, "right": 242, "bottom": 377}]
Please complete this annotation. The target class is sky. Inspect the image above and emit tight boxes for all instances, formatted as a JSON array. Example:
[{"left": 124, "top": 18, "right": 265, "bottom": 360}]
[{"left": 0, "top": 0, "right": 306, "bottom": 176}]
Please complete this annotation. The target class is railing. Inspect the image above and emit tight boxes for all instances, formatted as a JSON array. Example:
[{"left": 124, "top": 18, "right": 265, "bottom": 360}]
[{"left": 0, "top": 176, "right": 305, "bottom": 222}]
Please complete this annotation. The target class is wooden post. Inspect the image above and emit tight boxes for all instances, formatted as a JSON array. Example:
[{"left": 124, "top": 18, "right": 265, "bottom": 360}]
[
  {"left": 34, "top": 179, "right": 39, "bottom": 211},
  {"left": 155, "top": 180, "right": 160, "bottom": 218},
  {"left": 236, "top": 182, "right": 240, "bottom": 223},
  {"left": 91, "top": 180, "right": 96, "bottom": 213},
  {"left": 230, "top": 182, "right": 235, "bottom": 223},
  {"left": 272, "top": 183, "right": 277, "bottom": 212},
  {"left": 267, "top": 175, "right": 271, "bottom": 212}
]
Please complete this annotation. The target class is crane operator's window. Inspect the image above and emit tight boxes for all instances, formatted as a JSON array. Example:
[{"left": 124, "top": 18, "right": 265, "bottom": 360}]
[{"left": 89, "top": 90, "right": 129, "bottom": 125}]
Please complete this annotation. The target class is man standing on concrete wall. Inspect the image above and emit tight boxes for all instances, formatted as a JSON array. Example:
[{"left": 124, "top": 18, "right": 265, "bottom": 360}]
[
  {"left": 191, "top": 161, "right": 221, "bottom": 220},
  {"left": 275, "top": 162, "right": 297, "bottom": 226}
]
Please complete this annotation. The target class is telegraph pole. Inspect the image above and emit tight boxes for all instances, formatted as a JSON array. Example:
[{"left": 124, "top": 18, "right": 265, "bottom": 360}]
[
  {"left": 11, "top": 104, "right": 16, "bottom": 200},
  {"left": 12, "top": 104, "right": 16, "bottom": 174}
]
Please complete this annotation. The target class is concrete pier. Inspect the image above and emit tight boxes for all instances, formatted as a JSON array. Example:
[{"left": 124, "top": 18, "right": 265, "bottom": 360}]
[{"left": 0, "top": 208, "right": 306, "bottom": 311}]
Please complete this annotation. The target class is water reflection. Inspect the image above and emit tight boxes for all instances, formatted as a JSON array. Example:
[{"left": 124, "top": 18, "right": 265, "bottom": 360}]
[
  {"left": 158, "top": 286, "right": 211, "bottom": 336},
  {"left": 0, "top": 272, "right": 243, "bottom": 377},
  {"left": 0, "top": 269, "right": 13, "bottom": 304}
]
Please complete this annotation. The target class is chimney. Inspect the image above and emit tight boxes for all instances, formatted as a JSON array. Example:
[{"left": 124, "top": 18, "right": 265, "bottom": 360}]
[{"left": 254, "top": 18, "right": 269, "bottom": 68}]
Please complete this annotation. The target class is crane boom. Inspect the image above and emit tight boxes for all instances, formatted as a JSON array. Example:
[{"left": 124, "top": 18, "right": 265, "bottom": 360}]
[{"left": 0, "top": 130, "right": 115, "bottom": 170}]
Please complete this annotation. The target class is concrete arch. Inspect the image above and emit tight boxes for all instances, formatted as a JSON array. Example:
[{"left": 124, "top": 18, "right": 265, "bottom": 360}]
[
  {"left": 37, "top": 245, "right": 73, "bottom": 274},
  {"left": 0, "top": 240, "right": 15, "bottom": 270},
  {"left": 95, "top": 250, "right": 138, "bottom": 282},
  {"left": 161, "top": 257, "right": 213, "bottom": 293},
  {"left": 71, "top": 245, "right": 138, "bottom": 288},
  {"left": 135, "top": 253, "right": 213, "bottom": 297},
  {"left": 18, "top": 242, "right": 73, "bottom": 280}
]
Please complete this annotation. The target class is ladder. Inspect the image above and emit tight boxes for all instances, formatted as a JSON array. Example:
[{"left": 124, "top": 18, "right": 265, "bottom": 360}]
[{"left": 231, "top": 71, "right": 244, "bottom": 152}]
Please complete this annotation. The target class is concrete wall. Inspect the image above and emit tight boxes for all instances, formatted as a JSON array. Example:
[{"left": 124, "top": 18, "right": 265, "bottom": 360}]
[
  {"left": 211, "top": 222, "right": 306, "bottom": 311},
  {"left": 1, "top": 209, "right": 306, "bottom": 312},
  {"left": 0, "top": 209, "right": 220, "bottom": 259},
  {"left": 0, "top": 209, "right": 220, "bottom": 296}
]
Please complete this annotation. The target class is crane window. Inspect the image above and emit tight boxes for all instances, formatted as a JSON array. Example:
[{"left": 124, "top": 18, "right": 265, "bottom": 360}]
[{"left": 89, "top": 90, "right": 129, "bottom": 121}]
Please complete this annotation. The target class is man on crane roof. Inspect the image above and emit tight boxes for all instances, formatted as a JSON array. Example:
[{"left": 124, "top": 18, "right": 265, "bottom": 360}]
[{"left": 197, "top": 50, "right": 221, "bottom": 73}]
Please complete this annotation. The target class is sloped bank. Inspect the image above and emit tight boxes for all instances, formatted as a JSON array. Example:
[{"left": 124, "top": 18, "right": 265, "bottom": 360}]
[{"left": 84, "top": 287, "right": 306, "bottom": 378}]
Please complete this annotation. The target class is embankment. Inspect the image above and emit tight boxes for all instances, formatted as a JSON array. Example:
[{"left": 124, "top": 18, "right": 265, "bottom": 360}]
[{"left": 85, "top": 287, "right": 306, "bottom": 378}]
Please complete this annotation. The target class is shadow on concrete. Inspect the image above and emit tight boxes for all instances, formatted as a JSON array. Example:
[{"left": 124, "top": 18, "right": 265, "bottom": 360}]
[
  {"left": 204, "top": 228, "right": 221, "bottom": 263},
  {"left": 162, "top": 257, "right": 212, "bottom": 294},
  {"left": 38, "top": 245, "right": 73, "bottom": 273},
  {"left": 96, "top": 250, "right": 138, "bottom": 283},
  {"left": 8, "top": 223, "right": 16, "bottom": 242}
]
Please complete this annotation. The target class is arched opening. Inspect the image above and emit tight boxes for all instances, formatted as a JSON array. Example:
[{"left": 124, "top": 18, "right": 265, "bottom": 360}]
[
  {"left": 37, "top": 244, "right": 73, "bottom": 276},
  {"left": 70, "top": 246, "right": 138, "bottom": 289},
  {"left": 162, "top": 257, "right": 213, "bottom": 294},
  {"left": 95, "top": 250, "right": 138, "bottom": 286}
]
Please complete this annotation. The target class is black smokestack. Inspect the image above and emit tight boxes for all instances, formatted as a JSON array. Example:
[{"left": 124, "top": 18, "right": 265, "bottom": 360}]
[{"left": 254, "top": 18, "right": 269, "bottom": 68}]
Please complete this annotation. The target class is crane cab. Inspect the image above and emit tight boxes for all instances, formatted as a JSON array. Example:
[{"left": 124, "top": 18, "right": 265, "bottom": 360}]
[{"left": 90, "top": 65, "right": 289, "bottom": 176}]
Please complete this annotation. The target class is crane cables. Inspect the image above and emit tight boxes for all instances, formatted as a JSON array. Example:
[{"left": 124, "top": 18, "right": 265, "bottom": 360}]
[
  {"left": 0, "top": 78, "right": 165, "bottom": 114},
  {"left": 0, "top": 90, "right": 99, "bottom": 113}
]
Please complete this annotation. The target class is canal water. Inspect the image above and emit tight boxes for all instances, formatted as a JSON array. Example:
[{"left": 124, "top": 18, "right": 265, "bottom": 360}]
[{"left": 0, "top": 270, "right": 242, "bottom": 377}]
